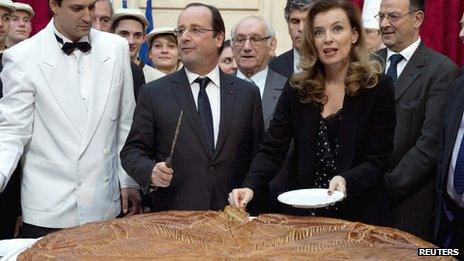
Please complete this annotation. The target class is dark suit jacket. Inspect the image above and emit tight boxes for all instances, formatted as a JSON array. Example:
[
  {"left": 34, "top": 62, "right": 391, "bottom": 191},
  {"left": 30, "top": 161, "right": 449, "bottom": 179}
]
[
  {"left": 262, "top": 68, "right": 286, "bottom": 129},
  {"left": 242, "top": 74, "right": 396, "bottom": 225},
  {"left": 269, "top": 49, "right": 294, "bottom": 78},
  {"left": 434, "top": 76, "right": 464, "bottom": 244},
  {"left": 131, "top": 61, "right": 146, "bottom": 102},
  {"left": 378, "top": 43, "right": 459, "bottom": 241},
  {"left": 121, "top": 68, "right": 264, "bottom": 211}
]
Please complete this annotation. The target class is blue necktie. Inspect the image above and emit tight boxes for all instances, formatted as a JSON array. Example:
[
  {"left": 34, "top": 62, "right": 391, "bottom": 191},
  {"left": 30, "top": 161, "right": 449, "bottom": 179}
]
[
  {"left": 454, "top": 137, "right": 464, "bottom": 194},
  {"left": 195, "top": 77, "right": 214, "bottom": 153},
  {"left": 386, "top": 54, "right": 403, "bottom": 83}
]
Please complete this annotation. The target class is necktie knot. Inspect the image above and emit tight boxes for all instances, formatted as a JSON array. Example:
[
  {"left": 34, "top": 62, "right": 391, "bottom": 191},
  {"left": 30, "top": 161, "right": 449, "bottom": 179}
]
[
  {"left": 386, "top": 53, "right": 404, "bottom": 83},
  {"left": 389, "top": 53, "right": 403, "bottom": 66},
  {"left": 195, "top": 77, "right": 211, "bottom": 90},
  {"left": 55, "top": 34, "right": 91, "bottom": 55}
]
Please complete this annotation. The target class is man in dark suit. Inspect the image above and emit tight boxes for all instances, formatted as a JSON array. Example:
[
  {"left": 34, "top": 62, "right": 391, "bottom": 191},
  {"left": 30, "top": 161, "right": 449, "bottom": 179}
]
[
  {"left": 378, "top": 0, "right": 459, "bottom": 241},
  {"left": 268, "top": 0, "right": 314, "bottom": 78},
  {"left": 231, "top": 16, "right": 286, "bottom": 129},
  {"left": 120, "top": 3, "right": 264, "bottom": 211},
  {"left": 231, "top": 16, "right": 287, "bottom": 213},
  {"left": 434, "top": 76, "right": 464, "bottom": 257}
]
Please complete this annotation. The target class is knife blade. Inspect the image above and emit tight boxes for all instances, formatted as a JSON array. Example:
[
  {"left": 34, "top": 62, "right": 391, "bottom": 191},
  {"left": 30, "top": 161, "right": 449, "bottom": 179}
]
[{"left": 165, "top": 110, "right": 183, "bottom": 168}]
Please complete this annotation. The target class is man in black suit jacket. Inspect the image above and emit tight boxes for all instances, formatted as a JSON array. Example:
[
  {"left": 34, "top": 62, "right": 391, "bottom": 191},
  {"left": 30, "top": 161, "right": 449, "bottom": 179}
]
[
  {"left": 434, "top": 76, "right": 464, "bottom": 255},
  {"left": 268, "top": 0, "right": 313, "bottom": 78},
  {"left": 378, "top": 0, "right": 459, "bottom": 241},
  {"left": 120, "top": 3, "right": 264, "bottom": 211}
]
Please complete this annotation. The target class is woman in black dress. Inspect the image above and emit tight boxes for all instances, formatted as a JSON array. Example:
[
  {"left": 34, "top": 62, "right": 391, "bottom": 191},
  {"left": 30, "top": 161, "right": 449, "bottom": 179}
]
[{"left": 229, "top": 0, "right": 395, "bottom": 225}]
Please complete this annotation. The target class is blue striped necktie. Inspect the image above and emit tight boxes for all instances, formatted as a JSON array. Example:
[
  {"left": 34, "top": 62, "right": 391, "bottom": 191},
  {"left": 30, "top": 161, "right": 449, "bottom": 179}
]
[{"left": 386, "top": 54, "right": 403, "bottom": 83}]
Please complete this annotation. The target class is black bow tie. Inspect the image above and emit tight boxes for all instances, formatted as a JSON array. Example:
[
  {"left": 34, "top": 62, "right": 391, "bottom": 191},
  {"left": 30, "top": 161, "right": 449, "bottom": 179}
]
[{"left": 55, "top": 34, "right": 91, "bottom": 55}]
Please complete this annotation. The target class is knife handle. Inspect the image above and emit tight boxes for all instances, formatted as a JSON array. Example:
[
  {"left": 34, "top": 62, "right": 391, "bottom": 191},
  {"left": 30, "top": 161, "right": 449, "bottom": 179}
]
[{"left": 165, "top": 157, "right": 172, "bottom": 168}]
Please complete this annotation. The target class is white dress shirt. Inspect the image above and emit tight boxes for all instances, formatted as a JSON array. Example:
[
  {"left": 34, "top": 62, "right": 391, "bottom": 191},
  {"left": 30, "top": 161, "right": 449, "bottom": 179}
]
[
  {"left": 385, "top": 38, "right": 421, "bottom": 79},
  {"left": 53, "top": 25, "right": 92, "bottom": 110},
  {"left": 185, "top": 66, "right": 221, "bottom": 147},
  {"left": 236, "top": 67, "right": 268, "bottom": 98},
  {"left": 293, "top": 49, "right": 301, "bottom": 73},
  {"left": 447, "top": 110, "right": 464, "bottom": 207}
]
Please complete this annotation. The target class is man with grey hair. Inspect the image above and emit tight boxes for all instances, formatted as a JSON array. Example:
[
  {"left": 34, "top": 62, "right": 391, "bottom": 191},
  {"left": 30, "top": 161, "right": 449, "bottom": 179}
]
[
  {"left": 231, "top": 16, "right": 286, "bottom": 130},
  {"left": 92, "top": 0, "right": 113, "bottom": 33},
  {"left": 269, "top": 0, "right": 313, "bottom": 78},
  {"left": 232, "top": 16, "right": 288, "bottom": 213}
]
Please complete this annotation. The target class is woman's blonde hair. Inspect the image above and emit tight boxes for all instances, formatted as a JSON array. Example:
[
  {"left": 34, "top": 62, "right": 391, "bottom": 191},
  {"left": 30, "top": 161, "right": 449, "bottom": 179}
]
[{"left": 291, "top": 0, "right": 382, "bottom": 105}]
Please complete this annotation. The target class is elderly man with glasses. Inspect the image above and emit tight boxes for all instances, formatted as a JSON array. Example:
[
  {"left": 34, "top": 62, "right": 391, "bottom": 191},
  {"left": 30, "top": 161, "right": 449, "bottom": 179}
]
[
  {"left": 376, "top": 0, "right": 459, "bottom": 242},
  {"left": 120, "top": 3, "right": 264, "bottom": 213}
]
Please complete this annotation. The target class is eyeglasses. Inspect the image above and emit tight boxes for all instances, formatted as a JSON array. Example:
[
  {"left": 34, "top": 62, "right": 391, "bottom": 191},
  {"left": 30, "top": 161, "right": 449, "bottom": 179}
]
[
  {"left": 232, "top": 35, "right": 272, "bottom": 46},
  {"left": 174, "top": 26, "right": 215, "bottom": 37},
  {"left": 374, "top": 10, "right": 419, "bottom": 23}
]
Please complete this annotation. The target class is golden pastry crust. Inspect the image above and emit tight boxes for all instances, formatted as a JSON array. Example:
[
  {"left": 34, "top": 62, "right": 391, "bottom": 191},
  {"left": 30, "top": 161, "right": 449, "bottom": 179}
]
[{"left": 18, "top": 206, "right": 448, "bottom": 260}]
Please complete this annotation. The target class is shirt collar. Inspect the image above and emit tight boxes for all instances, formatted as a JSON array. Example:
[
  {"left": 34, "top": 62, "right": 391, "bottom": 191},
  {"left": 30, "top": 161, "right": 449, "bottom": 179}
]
[
  {"left": 386, "top": 37, "right": 421, "bottom": 62},
  {"left": 236, "top": 67, "right": 268, "bottom": 85},
  {"left": 293, "top": 48, "right": 301, "bottom": 72},
  {"left": 185, "top": 65, "right": 221, "bottom": 88}
]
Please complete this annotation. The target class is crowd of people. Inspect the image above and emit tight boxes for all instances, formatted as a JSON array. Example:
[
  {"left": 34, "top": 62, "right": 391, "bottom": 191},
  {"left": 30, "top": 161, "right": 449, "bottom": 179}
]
[{"left": 0, "top": 0, "right": 463, "bottom": 255}]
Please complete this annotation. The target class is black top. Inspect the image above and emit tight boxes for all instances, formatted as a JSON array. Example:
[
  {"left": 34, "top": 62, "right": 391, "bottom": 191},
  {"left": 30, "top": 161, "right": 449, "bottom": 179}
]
[{"left": 310, "top": 110, "right": 341, "bottom": 216}]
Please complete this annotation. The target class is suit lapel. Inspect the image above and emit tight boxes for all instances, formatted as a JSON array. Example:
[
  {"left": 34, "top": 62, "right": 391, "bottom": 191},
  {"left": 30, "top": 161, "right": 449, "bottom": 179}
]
[
  {"left": 79, "top": 30, "right": 114, "bottom": 154},
  {"left": 336, "top": 94, "right": 360, "bottom": 173},
  {"left": 394, "top": 44, "right": 424, "bottom": 101},
  {"left": 379, "top": 44, "right": 424, "bottom": 101},
  {"left": 212, "top": 72, "right": 236, "bottom": 161},
  {"left": 443, "top": 84, "right": 464, "bottom": 180},
  {"left": 262, "top": 70, "right": 283, "bottom": 126},
  {"left": 171, "top": 69, "right": 213, "bottom": 159},
  {"left": 38, "top": 22, "right": 86, "bottom": 136}
]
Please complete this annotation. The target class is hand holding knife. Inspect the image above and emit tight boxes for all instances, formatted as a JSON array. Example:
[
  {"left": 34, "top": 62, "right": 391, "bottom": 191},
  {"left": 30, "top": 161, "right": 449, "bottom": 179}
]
[{"left": 148, "top": 111, "right": 183, "bottom": 193}]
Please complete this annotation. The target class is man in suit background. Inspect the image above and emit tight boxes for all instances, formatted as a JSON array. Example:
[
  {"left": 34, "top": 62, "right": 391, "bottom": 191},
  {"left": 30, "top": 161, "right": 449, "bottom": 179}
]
[
  {"left": 91, "top": 0, "right": 145, "bottom": 101},
  {"left": 231, "top": 16, "right": 287, "bottom": 213},
  {"left": 377, "top": 0, "right": 459, "bottom": 241},
  {"left": 434, "top": 75, "right": 464, "bottom": 258},
  {"left": 6, "top": 3, "right": 33, "bottom": 48},
  {"left": 0, "top": 0, "right": 141, "bottom": 238},
  {"left": 231, "top": 16, "right": 286, "bottom": 129},
  {"left": 434, "top": 11, "right": 464, "bottom": 256},
  {"left": 268, "top": 0, "right": 314, "bottom": 78},
  {"left": 121, "top": 3, "right": 264, "bottom": 212}
]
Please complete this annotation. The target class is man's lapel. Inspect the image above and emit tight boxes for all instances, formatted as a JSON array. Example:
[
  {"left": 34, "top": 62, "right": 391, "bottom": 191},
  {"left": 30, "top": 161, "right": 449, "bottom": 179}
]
[
  {"left": 394, "top": 43, "right": 424, "bottom": 101},
  {"left": 212, "top": 71, "right": 236, "bottom": 161},
  {"left": 171, "top": 69, "right": 213, "bottom": 159},
  {"left": 38, "top": 21, "right": 86, "bottom": 136},
  {"left": 262, "top": 69, "right": 284, "bottom": 127},
  {"left": 80, "top": 29, "right": 114, "bottom": 154}
]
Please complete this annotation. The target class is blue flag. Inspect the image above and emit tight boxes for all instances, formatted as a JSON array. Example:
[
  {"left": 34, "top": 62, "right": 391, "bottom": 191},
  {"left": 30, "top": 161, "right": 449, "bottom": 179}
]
[{"left": 139, "top": 0, "right": 154, "bottom": 66}]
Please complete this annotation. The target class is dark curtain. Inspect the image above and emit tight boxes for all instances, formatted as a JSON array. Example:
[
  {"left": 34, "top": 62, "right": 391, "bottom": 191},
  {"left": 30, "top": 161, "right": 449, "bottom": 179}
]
[{"left": 14, "top": 0, "right": 53, "bottom": 36}]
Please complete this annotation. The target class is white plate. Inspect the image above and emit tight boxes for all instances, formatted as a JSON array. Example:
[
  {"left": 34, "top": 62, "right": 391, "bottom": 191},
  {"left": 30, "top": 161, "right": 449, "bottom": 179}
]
[{"left": 277, "top": 188, "right": 344, "bottom": 209}]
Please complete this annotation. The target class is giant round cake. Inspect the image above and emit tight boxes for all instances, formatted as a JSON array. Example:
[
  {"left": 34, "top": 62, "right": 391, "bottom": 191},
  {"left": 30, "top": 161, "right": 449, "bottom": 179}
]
[{"left": 18, "top": 207, "right": 444, "bottom": 260}]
